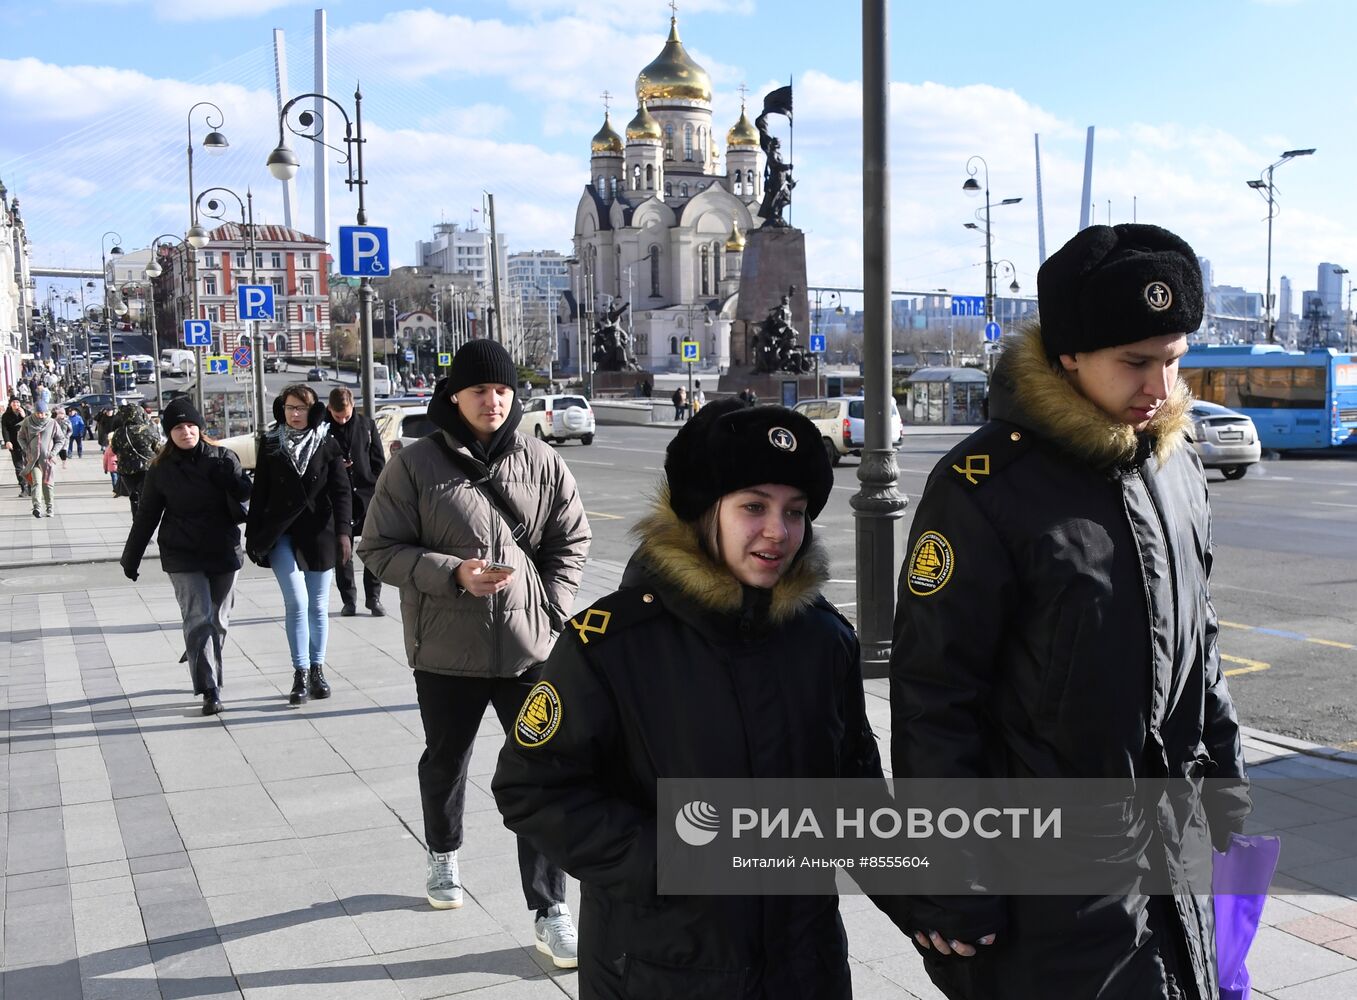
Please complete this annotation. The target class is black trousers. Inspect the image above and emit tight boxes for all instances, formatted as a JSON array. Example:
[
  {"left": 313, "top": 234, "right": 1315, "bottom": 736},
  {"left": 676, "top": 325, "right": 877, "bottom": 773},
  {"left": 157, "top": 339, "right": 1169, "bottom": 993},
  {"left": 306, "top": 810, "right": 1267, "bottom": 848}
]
[
  {"left": 9, "top": 446, "right": 25, "bottom": 487},
  {"left": 335, "top": 541, "right": 382, "bottom": 607},
  {"left": 413, "top": 667, "right": 566, "bottom": 911}
]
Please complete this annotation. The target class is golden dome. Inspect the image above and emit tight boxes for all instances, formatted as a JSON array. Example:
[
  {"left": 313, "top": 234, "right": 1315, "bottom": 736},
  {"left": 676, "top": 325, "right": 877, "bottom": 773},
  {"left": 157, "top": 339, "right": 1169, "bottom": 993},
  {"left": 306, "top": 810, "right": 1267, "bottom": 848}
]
[
  {"left": 626, "top": 100, "right": 662, "bottom": 141},
  {"left": 636, "top": 18, "right": 712, "bottom": 105},
  {"left": 725, "top": 222, "right": 746, "bottom": 252},
  {"left": 727, "top": 107, "right": 759, "bottom": 148},
  {"left": 591, "top": 113, "right": 623, "bottom": 154}
]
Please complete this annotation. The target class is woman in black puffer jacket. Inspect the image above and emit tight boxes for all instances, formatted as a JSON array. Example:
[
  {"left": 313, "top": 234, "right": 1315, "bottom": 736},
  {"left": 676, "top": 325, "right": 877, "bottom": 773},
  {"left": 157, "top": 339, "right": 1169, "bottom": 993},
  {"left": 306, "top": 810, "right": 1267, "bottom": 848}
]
[
  {"left": 120, "top": 398, "right": 252, "bottom": 715},
  {"left": 245, "top": 384, "right": 352, "bottom": 707}
]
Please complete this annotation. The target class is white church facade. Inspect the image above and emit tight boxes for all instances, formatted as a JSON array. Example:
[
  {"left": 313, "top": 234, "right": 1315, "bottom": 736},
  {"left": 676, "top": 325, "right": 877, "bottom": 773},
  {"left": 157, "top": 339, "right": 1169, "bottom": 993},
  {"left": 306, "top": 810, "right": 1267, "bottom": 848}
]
[{"left": 566, "top": 14, "right": 767, "bottom": 374}]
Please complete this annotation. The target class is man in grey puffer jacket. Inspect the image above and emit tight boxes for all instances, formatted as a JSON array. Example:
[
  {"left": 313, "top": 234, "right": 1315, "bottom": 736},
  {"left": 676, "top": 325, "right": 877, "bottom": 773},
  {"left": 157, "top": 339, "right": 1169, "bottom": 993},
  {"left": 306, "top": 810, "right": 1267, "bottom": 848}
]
[{"left": 359, "top": 340, "right": 590, "bottom": 968}]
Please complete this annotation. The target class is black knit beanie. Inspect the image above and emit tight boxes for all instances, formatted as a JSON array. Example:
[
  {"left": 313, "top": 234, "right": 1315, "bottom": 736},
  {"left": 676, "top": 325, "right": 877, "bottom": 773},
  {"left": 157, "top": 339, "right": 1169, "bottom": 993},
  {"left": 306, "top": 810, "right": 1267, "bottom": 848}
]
[
  {"left": 1037, "top": 223, "right": 1204, "bottom": 360},
  {"left": 161, "top": 396, "right": 204, "bottom": 436},
  {"left": 664, "top": 398, "right": 833, "bottom": 521},
  {"left": 448, "top": 339, "right": 518, "bottom": 395}
]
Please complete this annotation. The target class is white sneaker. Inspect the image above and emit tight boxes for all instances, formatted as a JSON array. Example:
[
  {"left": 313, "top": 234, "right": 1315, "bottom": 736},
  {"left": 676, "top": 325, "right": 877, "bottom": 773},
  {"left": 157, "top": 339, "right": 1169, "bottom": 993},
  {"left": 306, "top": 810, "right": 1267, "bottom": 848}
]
[
  {"left": 426, "top": 849, "right": 463, "bottom": 909},
  {"left": 534, "top": 902, "right": 578, "bottom": 968}
]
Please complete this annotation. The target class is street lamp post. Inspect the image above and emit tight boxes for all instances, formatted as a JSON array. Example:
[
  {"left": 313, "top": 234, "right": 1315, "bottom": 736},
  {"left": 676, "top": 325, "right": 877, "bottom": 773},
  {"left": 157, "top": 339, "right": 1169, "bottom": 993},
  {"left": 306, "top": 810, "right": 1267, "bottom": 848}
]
[
  {"left": 683, "top": 302, "right": 712, "bottom": 419},
  {"left": 268, "top": 85, "right": 375, "bottom": 420},
  {"left": 196, "top": 186, "right": 265, "bottom": 430},
  {"left": 564, "top": 256, "right": 582, "bottom": 385},
  {"left": 143, "top": 234, "right": 193, "bottom": 409},
  {"left": 185, "top": 102, "right": 230, "bottom": 417},
  {"left": 812, "top": 289, "right": 845, "bottom": 397},
  {"left": 101, "top": 231, "right": 124, "bottom": 392},
  {"left": 1247, "top": 148, "right": 1315, "bottom": 344},
  {"left": 962, "top": 156, "right": 1022, "bottom": 330},
  {"left": 853, "top": 0, "right": 907, "bottom": 676}
]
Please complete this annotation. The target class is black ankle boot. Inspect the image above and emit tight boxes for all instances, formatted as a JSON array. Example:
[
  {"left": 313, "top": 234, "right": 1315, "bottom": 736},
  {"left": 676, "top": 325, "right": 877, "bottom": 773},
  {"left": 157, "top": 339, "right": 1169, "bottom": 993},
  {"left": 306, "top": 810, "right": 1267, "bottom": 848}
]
[
  {"left": 308, "top": 664, "right": 331, "bottom": 699},
  {"left": 202, "top": 690, "right": 223, "bottom": 715},
  {"left": 289, "top": 669, "right": 309, "bottom": 705}
]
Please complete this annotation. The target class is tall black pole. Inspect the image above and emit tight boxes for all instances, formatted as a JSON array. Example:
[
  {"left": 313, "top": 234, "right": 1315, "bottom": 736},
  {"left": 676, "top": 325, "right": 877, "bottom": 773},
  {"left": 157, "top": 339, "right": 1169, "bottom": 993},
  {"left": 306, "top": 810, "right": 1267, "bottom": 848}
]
[
  {"left": 354, "top": 87, "right": 376, "bottom": 420},
  {"left": 852, "top": 0, "right": 907, "bottom": 677}
]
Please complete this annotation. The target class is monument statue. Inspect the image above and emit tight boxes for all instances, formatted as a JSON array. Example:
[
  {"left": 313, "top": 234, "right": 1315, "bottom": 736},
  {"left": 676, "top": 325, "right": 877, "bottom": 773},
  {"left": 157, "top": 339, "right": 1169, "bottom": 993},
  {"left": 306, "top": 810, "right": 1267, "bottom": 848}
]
[
  {"left": 755, "top": 113, "right": 795, "bottom": 228},
  {"left": 751, "top": 287, "right": 811, "bottom": 374},
  {"left": 592, "top": 301, "right": 640, "bottom": 372}
]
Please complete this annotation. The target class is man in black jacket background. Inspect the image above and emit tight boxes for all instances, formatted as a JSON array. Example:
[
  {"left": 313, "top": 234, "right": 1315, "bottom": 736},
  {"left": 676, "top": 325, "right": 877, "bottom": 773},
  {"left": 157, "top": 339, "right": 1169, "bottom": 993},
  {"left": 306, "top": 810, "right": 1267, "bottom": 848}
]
[{"left": 324, "top": 386, "right": 387, "bottom": 616}]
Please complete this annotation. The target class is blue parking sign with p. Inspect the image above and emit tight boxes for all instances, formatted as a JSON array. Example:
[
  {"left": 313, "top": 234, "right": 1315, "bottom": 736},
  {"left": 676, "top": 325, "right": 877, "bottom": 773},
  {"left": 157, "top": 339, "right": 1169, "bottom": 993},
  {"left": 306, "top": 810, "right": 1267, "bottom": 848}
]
[
  {"left": 183, "top": 319, "right": 212, "bottom": 346},
  {"left": 237, "top": 284, "right": 274, "bottom": 320},
  {"left": 339, "top": 226, "right": 390, "bottom": 277}
]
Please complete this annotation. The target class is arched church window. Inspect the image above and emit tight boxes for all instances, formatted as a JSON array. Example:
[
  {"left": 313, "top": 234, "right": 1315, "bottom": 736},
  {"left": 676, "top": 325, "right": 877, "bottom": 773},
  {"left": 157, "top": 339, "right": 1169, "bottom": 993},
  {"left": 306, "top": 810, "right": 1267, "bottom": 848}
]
[
  {"left": 650, "top": 245, "right": 661, "bottom": 298},
  {"left": 645, "top": 164, "right": 654, "bottom": 189},
  {"left": 698, "top": 126, "right": 706, "bottom": 162},
  {"left": 746, "top": 169, "right": 755, "bottom": 188},
  {"left": 680, "top": 182, "right": 689, "bottom": 197},
  {"left": 610, "top": 176, "right": 618, "bottom": 199},
  {"left": 684, "top": 123, "right": 693, "bottom": 162},
  {"left": 665, "top": 182, "right": 672, "bottom": 197},
  {"left": 596, "top": 174, "right": 604, "bottom": 193},
  {"left": 664, "top": 124, "right": 675, "bottom": 159},
  {"left": 700, "top": 246, "right": 710, "bottom": 296},
  {"left": 732, "top": 170, "right": 742, "bottom": 196},
  {"left": 713, "top": 241, "right": 722, "bottom": 282},
  {"left": 670, "top": 336, "right": 678, "bottom": 355},
  {"left": 632, "top": 164, "right": 641, "bottom": 191}
]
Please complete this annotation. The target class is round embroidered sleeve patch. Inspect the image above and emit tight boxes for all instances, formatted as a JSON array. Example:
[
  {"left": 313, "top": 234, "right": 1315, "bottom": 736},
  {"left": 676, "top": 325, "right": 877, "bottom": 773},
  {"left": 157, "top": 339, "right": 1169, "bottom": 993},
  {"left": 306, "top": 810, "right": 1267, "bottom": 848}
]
[
  {"left": 515, "top": 681, "right": 563, "bottom": 748},
  {"left": 906, "top": 530, "right": 955, "bottom": 597}
]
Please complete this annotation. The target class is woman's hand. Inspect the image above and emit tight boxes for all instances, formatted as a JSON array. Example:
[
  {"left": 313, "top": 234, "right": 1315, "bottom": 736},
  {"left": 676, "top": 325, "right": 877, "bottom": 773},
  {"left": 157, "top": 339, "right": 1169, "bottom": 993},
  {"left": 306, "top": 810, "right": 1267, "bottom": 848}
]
[
  {"left": 913, "top": 930, "right": 996, "bottom": 957},
  {"left": 456, "top": 559, "right": 514, "bottom": 597}
]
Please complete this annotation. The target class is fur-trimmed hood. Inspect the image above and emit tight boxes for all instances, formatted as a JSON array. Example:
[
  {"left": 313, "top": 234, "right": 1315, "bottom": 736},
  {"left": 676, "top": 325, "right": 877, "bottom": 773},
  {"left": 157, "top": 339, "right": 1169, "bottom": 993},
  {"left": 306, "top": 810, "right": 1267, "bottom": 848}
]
[
  {"left": 989, "top": 322, "right": 1191, "bottom": 469},
  {"left": 627, "top": 487, "right": 830, "bottom": 626}
]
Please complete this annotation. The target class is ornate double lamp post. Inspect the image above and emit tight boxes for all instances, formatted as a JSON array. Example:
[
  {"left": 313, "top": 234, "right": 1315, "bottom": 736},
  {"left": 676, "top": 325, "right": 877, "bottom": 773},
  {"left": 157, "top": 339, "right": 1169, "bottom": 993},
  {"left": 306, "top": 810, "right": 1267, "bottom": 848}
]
[{"left": 267, "top": 85, "right": 376, "bottom": 418}]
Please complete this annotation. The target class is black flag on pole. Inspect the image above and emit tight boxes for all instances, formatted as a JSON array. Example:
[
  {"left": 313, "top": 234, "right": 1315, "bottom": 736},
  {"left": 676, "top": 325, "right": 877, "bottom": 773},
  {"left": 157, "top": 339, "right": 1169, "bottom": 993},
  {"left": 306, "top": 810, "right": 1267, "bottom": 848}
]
[{"left": 762, "top": 85, "right": 793, "bottom": 121}]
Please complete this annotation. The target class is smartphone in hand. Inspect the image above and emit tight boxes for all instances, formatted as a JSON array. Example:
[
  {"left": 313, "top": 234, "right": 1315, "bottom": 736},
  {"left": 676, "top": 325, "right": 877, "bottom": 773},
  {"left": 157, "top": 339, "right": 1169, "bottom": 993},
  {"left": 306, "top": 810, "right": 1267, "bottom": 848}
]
[{"left": 483, "top": 561, "right": 515, "bottom": 573}]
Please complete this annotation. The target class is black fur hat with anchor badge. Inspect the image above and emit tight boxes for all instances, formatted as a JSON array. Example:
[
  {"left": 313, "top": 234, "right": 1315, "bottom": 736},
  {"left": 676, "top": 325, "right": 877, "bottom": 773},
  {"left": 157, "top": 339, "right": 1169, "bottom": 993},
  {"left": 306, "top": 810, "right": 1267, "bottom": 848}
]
[
  {"left": 664, "top": 398, "right": 834, "bottom": 522},
  {"left": 1037, "top": 223, "right": 1205, "bottom": 361}
]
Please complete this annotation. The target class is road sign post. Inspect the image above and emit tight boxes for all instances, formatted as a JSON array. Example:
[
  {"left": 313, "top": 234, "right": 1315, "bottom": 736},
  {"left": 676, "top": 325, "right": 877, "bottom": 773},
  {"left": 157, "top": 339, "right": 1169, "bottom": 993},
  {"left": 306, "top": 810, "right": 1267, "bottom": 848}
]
[
  {"left": 236, "top": 285, "right": 275, "bottom": 321},
  {"left": 232, "top": 344, "right": 253, "bottom": 369},
  {"left": 950, "top": 295, "right": 986, "bottom": 317},
  {"left": 984, "top": 321, "right": 1002, "bottom": 342},
  {"left": 681, "top": 340, "right": 700, "bottom": 420},
  {"left": 182, "top": 320, "right": 212, "bottom": 346},
  {"left": 338, "top": 227, "right": 390, "bottom": 277}
]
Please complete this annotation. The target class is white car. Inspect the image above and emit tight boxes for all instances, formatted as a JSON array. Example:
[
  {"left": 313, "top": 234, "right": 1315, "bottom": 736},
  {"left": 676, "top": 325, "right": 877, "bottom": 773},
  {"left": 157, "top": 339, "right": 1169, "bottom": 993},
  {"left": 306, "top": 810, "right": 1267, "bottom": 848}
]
[
  {"left": 1185, "top": 401, "right": 1261, "bottom": 480},
  {"left": 375, "top": 401, "right": 434, "bottom": 456},
  {"left": 522, "top": 394, "right": 595, "bottom": 445},
  {"left": 793, "top": 396, "right": 903, "bottom": 465}
]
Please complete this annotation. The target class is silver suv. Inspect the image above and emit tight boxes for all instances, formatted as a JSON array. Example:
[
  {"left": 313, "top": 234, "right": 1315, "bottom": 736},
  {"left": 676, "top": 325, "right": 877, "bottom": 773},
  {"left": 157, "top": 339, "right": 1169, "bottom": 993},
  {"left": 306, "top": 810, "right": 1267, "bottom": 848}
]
[
  {"left": 793, "top": 396, "right": 903, "bottom": 465},
  {"left": 522, "top": 394, "right": 596, "bottom": 445}
]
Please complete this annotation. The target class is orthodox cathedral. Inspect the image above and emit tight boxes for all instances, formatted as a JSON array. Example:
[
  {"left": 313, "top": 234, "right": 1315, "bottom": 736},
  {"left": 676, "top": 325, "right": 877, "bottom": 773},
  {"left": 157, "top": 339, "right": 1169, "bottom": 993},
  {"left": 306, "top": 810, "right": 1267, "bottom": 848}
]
[{"left": 567, "top": 13, "right": 766, "bottom": 374}]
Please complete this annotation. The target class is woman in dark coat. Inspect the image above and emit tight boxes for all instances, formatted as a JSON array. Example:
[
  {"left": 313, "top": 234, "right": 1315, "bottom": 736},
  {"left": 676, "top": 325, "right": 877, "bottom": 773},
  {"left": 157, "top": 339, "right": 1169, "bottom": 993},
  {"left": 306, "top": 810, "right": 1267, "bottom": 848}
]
[
  {"left": 246, "top": 384, "right": 352, "bottom": 706},
  {"left": 120, "top": 398, "right": 252, "bottom": 715},
  {"left": 494, "top": 399, "right": 907, "bottom": 999}
]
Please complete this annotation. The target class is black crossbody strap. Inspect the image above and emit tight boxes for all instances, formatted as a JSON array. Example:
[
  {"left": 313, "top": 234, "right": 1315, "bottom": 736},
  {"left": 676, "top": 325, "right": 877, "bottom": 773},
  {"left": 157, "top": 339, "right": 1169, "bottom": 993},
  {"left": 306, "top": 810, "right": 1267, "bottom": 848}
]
[{"left": 428, "top": 432, "right": 535, "bottom": 559}]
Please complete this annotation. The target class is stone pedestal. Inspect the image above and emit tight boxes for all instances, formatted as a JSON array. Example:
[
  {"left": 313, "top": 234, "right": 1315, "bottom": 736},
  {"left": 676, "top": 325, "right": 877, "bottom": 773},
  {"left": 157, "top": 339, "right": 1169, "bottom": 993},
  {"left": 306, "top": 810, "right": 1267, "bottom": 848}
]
[
  {"left": 591, "top": 369, "right": 655, "bottom": 398},
  {"left": 736, "top": 226, "right": 810, "bottom": 329}
]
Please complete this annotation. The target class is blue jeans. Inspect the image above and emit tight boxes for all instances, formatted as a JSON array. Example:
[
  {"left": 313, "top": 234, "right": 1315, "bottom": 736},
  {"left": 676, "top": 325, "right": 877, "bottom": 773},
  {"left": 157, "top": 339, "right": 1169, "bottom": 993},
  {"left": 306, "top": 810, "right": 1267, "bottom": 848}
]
[{"left": 269, "top": 534, "right": 334, "bottom": 670}]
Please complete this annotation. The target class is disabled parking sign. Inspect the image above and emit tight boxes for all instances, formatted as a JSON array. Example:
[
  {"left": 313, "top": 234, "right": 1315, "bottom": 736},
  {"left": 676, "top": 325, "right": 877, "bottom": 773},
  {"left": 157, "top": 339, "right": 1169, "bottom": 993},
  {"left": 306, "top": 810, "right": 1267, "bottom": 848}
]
[
  {"left": 183, "top": 319, "right": 212, "bottom": 346},
  {"left": 338, "top": 226, "right": 390, "bottom": 277},
  {"left": 237, "top": 284, "right": 275, "bottom": 320}
]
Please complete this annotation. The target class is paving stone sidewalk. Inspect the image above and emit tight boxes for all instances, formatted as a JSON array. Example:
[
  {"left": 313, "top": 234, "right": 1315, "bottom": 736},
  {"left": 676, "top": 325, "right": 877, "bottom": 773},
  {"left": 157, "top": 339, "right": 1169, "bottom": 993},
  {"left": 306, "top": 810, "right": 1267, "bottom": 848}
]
[{"left": 4, "top": 450, "right": 1357, "bottom": 997}]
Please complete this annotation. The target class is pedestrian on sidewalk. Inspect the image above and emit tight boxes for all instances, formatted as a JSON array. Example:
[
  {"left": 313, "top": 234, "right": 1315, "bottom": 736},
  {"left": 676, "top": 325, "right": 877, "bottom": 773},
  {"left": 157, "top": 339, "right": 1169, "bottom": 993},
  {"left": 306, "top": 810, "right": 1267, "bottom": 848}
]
[
  {"left": 18, "top": 396, "right": 67, "bottom": 518},
  {"left": 120, "top": 398, "right": 252, "bottom": 716},
  {"left": 54, "top": 408, "right": 72, "bottom": 469},
  {"left": 494, "top": 398, "right": 907, "bottom": 996},
  {"left": 110, "top": 403, "right": 163, "bottom": 516},
  {"left": 889, "top": 224, "right": 1251, "bottom": 1000},
  {"left": 95, "top": 405, "right": 117, "bottom": 453},
  {"left": 322, "top": 386, "right": 387, "bottom": 618},
  {"left": 692, "top": 379, "right": 705, "bottom": 412},
  {"left": 65, "top": 407, "right": 85, "bottom": 459},
  {"left": 670, "top": 385, "right": 687, "bottom": 420},
  {"left": 246, "top": 384, "right": 352, "bottom": 707},
  {"left": 3, "top": 397, "right": 28, "bottom": 497},
  {"left": 359, "top": 339, "right": 590, "bottom": 965}
]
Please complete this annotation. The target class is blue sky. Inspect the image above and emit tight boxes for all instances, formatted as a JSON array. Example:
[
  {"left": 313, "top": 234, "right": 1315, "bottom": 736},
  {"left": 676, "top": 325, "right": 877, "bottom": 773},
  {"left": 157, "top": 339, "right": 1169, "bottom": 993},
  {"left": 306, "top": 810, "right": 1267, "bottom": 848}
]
[{"left": 4, "top": 0, "right": 1354, "bottom": 317}]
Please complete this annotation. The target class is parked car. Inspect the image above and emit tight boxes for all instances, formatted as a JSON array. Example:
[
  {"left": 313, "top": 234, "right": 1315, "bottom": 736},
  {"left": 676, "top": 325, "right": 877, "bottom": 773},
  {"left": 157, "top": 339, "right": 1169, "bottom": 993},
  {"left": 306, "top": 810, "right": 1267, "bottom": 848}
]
[
  {"left": 521, "top": 394, "right": 595, "bottom": 445},
  {"left": 793, "top": 396, "right": 903, "bottom": 465},
  {"left": 160, "top": 349, "right": 196, "bottom": 377},
  {"left": 265, "top": 356, "right": 287, "bottom": 373},
  {"left": 375, "top": 401, "right": 433, "bottom": 456},
  {"left": 63, "top": 391, "right": 143, "bottom": 414},
  {"left": 306, "top": 367, "right": 327, "bottom": 382},
  {"left": 1185, "top": 401, "right": 1261, "bottom": 480}
]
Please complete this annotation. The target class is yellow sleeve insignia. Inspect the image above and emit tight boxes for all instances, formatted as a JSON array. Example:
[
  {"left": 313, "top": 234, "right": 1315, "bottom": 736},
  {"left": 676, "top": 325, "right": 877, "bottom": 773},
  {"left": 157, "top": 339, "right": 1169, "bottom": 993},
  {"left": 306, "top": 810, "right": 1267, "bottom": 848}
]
[
  {"left": 906, "top": 530, "right": 955, "bottom": 597},
  {"left": 514, "top": 681, "right": 563, "bottom": 748}
]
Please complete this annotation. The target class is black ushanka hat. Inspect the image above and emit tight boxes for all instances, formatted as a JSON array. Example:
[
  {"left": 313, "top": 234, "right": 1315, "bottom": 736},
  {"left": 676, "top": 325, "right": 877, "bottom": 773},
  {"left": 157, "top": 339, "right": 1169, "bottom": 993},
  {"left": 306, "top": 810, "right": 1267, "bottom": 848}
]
[
  {"left": 664, "top": 398, "right": 833, "bottom": 521},
  {"left": 1038, "top": 223, "right": 1204, "bottom": 360}
]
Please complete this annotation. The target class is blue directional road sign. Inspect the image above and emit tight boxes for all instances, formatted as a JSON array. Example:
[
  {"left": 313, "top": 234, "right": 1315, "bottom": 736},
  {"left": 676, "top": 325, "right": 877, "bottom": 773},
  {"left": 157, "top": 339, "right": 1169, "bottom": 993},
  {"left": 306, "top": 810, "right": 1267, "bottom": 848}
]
[
  {"left": 680, "top": 340, "right": 700, "bottom": 363},
  {"left": 809, "top": 333, "right": 826, "bottom": 353},
  {"left": 183, "top": 319, "right": 213, "bottom": 347},
  {"left": 232, "top": 344, "right": 253, "bottom": 369},
  {"left": 338, "top": 226, "right": 390, "bottom": 277},
  {"left": 950, "top": 295, "right": 986, "bottom": 317},
  {"left": 403, "top": 349, "right": 415, "bottom": 362},
  {"left": 237, "top": 284, "right": 275, "bottom": 320},
  {"left": 206, "top": 356, "right": 230, "bottom": 375},
  {"left": 984, "top": 321, "right": 1002, "bottom": 342}
]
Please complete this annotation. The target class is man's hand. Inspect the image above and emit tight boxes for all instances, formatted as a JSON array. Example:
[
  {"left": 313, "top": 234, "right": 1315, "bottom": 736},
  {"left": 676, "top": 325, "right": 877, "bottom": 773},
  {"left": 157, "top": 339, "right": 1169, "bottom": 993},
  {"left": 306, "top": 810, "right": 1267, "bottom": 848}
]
[
  {"left": 456, "top": 558, "right": 514, "bottom": 597},
  {"left": 338, "top": 535, "right": 353, "bottom": 565},
  {"left": 913, "top": 931, "right": 996, "bottom": 958}
]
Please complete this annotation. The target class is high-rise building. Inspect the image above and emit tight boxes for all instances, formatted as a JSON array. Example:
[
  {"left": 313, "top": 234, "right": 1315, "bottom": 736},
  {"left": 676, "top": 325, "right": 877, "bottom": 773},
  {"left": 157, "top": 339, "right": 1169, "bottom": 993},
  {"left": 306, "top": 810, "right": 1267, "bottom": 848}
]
[
  {"left": 1278, "top": 276, "right": 1295, "bottom": 340},
  {"left": 508, "top": 251, "right": 570, "bottom": 367},
  {"left": 0, "top": 182, "right": 33, "bottom": 397},
  {"left": 414, "top": 222, "right": 508, "bottom": 292},
  {"left": 1317, "top": 262, "right": 1345, "bottom": 321}
]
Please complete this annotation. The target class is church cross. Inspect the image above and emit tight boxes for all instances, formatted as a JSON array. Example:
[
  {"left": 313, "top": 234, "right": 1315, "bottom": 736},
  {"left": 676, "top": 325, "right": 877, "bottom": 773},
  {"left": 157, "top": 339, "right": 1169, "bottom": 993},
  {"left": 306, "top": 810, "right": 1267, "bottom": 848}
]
[
  {"left": 669, "top": 0, "right": 679, "bottom": 20},
  {"left": 600, "top": 90, "right": 613, "bottom": 115},
  {"left": 737, "top": 83, "right": 749, "bottom": 107}
]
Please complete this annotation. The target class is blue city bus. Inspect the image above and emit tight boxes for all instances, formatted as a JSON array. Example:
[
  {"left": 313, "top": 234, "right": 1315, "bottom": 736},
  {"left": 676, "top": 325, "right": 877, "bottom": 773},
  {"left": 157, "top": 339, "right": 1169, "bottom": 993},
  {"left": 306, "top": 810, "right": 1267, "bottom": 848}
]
[{"left": 1179, "top": 345, "right": 1357, "bottom": 450}]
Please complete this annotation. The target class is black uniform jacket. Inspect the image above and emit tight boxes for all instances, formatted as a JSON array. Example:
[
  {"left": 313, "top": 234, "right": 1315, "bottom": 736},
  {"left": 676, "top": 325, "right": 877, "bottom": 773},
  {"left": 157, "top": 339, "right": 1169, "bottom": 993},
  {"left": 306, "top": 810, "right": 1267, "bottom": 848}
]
[
  {"left": 494, "top": 496, "right": 900, "bottom": 1000},
  {"left": 245, "top": 429, "right": 352, "bottom": 571},
  {"left": 120, "top": 441, "right": 252, "bottom": 577},
  {"left": 322, "top": 412, "right": 385, "bottom": 535},
  {"left": 890, "top": 325, "right": 1250, "bottom": 1000}
]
